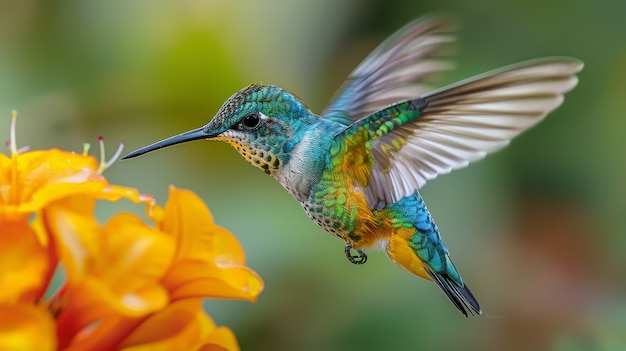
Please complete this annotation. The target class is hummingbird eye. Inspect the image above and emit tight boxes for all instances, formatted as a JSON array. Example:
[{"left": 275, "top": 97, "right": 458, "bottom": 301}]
[{"left": 239, "top": 113, "right": 262, "bottom": 130}]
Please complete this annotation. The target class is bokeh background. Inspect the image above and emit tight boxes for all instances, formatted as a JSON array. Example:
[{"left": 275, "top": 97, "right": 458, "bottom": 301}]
[{"left": 1, "top": 0, "right": 625, "bottom": 350}]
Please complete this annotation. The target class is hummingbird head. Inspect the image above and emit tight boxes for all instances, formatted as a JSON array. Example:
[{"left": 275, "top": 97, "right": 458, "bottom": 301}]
[{"left": 122, "top": 84, "right": 317, "bottom": 175}]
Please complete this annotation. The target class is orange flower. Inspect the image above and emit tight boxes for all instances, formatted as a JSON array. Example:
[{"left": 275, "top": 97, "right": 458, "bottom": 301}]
[
  {"left": 57, "top": 299, "right": 240, "bottom": 351},
  {"left": 103, "top": 299, "right": 239, "bottom": 351},
  {"left": 59, "top": 187, "right": 262, "bottom": 350},
  {"left": 0, "top": 112, "right": 149, "bottom": 232},
  {"left": 0, "top": 221, "right": 51, "bottom": 304},
  {"left": 0, "top": 112, "right": 135, "bottom": 224},
  {"left": 0, "top": 113, "right": 263, "bottom": 350},
  {"left": 0, "top": 148, "right": 104, "bottom": 222},
  {"left": 153, "top": 186, "right": 263, "bottom": 302},
  {"left": 0, "top": 112, "right": 149, "bottom": 304},
  {"left": 0, "top": 304, "right": 56, "bottom": 351},
  {"left": 47, "top": 208, "right": 175, "bottom": 348}
]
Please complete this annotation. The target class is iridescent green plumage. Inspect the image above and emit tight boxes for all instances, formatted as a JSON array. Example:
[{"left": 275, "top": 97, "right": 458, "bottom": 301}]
[{"left": 123, "top": 16, "right": 583, "bottom": 316}]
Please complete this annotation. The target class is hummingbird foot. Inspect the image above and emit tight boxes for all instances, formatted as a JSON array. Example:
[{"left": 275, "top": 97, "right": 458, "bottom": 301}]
[{"left": 344, "top": 243, "right": 368, "bottom": 264}]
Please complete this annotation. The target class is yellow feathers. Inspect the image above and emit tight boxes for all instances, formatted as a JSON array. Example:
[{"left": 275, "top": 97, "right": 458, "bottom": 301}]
[{"left": 386, "top": 228, "right": 432, "bottom": 281}]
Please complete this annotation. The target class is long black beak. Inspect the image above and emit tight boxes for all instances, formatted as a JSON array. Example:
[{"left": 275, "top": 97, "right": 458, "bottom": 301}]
[{"left": 122, "top": 127, "right": 211, "bottom": 159}]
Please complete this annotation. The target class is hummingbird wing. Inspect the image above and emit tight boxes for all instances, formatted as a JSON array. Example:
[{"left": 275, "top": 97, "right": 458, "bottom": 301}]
[
  {"left": 321, "top": 16, "right": 455, "bottom": 125},
  {"left": 335, "top": 57, "right": 583, "bottom": 209}
]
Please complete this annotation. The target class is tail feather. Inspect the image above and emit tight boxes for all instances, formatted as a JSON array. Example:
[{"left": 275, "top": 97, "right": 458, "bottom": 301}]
[
  {"left": 386, "top": 230, "right": 482, "bottom": 316},
  {"left": 426, "top": 268, "right": 481, "bottom": 317}
]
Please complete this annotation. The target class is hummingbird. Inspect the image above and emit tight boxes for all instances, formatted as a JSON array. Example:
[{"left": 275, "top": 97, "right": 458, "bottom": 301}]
[{"left": 123, "top": 16, "right": 582, "bottom": 316}]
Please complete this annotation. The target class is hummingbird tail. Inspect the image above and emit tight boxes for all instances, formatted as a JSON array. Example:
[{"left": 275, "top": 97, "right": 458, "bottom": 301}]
[
  {"left": 386, "top": 233, "right": 482, "bottom": 317},
  {"left": 424, "top": 267, "right": 481, "bottom": 317}
]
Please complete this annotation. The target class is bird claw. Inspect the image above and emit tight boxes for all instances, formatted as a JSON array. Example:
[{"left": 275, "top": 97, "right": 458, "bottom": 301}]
[{"left": 344, "top": 243, "right": 367, "bottom": 264}]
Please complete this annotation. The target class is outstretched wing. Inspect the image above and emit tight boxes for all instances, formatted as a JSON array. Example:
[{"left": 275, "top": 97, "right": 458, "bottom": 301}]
[
  {"left": 336, "top": 57, "right": 583, "bottom": 209},
  {"left": 322, "top": 16, "right": 455, "bottom": 125}
]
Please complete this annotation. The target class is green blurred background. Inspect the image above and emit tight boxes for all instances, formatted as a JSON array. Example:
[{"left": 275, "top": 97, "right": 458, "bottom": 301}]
[{"left": 1, "top": 0, "right": 625, "bottom": 350}]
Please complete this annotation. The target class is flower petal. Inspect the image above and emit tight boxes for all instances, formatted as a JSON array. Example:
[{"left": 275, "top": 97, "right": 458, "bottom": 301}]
[
  {"left": 158, "top": 186, "right": 217, "bottom": 263},
  {"left": 163, "top": 260, "right": 263, "bottom": 302},
  {"left": 1, "top": 148, "right": 150, "bottom": 223},
  {"left": 158, "top": 186, "right": 252, "bottom": 268},
  {"left": 44, "top": 204, "right": 100, "bottom": 279},
  {"left": 0, "top": 221, "right": 54, "bottom": 303},
  {"left": 199, "top": 326, "right": 240, "bottom": 351},
  {"left": 63, "top": 277, "right": 170, "bottom": 320},
  {"left": 50, "top": 210, "right": 175, "bottom": 347},
  {"left": 48, "top": 205, "right": 175, "bottom": 293},
  {"left": 99, "top": 213, "right": 175, "bottom": 293},
  {"left": 0, "top": 304, "right": 56, "bottom": 351},
  {"left": 0, "top": 149, "right": 107, "bottom": 222},
  {"left": 118, "top": 299, "right": 229, "bottom": 351},
  {"left": 63, "top": 315, "right": 144, "bottom": 351},
  {"left": 17, "top": 150, "right": 103, "bottom": 204},
  {"left": 98, "top": 185, "right": 155, "bottom": 204},
  {"left": 155, "top": 187, "right": 263, "bottom": 301}
]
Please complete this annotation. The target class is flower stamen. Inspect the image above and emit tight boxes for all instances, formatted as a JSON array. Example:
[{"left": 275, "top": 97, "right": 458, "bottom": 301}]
[
  {"left": 97, "top": 137, "right": 125, "bottom": 174},
  {"left": 7, "top": 111, "right": 31, "bottom": 155},
  {"left": 98, "top": 136, "right": 106, "bottom": 173},
  {"left": 82, "top": 143, "right": 91, "bottom": 157},
  {"left": 106, "top": 141, "right": 125, "bottom": 170},
  {"left": 10, "top": 110, "right": 18, "bottom": 156},
  {"left": 16, "top": 146, "right": 30, "bottom": 154}
]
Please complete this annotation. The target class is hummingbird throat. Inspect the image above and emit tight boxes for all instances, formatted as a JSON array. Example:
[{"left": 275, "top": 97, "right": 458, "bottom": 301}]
[{"left": 217, "top": 135, "right": 282, "bottom": 175}]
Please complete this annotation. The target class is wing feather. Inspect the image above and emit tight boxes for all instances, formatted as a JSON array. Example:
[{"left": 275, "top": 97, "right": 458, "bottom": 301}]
[
  {"left": 354, "top": 57, "right": 583, "bottom": 208},
  {"left": 322, "top": 16, "right": 455, "bottom": 124}
]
